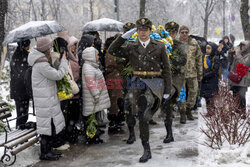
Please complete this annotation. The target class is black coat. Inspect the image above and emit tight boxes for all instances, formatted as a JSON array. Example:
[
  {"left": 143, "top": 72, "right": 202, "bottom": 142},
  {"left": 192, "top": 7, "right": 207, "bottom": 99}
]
[
  {"left": 200, "top": 53, "right": 220, "bottom": 99},
  {"left": 10, "top": 47, "right": 30, "bottom": 100}
]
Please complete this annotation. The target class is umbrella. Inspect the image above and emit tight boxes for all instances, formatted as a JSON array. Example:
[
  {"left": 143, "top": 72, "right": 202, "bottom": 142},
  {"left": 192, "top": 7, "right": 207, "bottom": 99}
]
[
  {"left": 2, "top": 21, "right": 65, "bottom": 46},
  {"left": 190, "top": 35, "right": 208, "bottom": 54},
  {"left": 82, "top": 18, "right": 124, "bottom": 32}
]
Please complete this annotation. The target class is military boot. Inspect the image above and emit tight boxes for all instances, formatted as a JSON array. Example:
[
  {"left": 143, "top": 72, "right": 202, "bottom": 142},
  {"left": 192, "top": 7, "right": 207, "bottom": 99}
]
[
  {"left": 127, "top": 126, "right": 136, "bottom": 144},
  {"left": 163, "top": 124, "right": 174, "bottom": 143},
  {"left": 139, "top": 141, "right": 152, "bottom": 163},
  {"left": 180, "top": 110, "right": 187, "bottom": 124},
  {"left": 186, "top": 108, "right": 196, "bottom": 120}
]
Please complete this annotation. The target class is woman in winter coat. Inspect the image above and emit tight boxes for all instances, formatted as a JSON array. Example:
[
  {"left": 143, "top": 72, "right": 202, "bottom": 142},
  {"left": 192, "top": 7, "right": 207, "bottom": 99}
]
[
  {"left": 61, "top": 36, "right": 81, "bottom": 143},
  {"left": 28, "top": 37, "right": 68, "bottom": 161},
  {"left": 10, "top": 39, "right": 31, "bottom": 128},
  {"left": 82, "top": 46, "right": 111, "bottom": 143},
  {"left": 105, "top": 36, "right": 125, "bottom": 133},
  {"left": 200, "top": 44, "right": 220, "bottom": 116},
  {"left": 229, "top": 41, "right": 250, "bottom": 109}
]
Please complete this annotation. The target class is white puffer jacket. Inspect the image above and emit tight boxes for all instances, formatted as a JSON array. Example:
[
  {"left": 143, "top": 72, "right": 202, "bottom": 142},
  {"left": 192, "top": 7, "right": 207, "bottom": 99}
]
[
  {"left": 82, "top": 47, "right": 111, "bottom": 116},
  {"left": 28, "top": 48, "right": 68, "bottom": 136}
]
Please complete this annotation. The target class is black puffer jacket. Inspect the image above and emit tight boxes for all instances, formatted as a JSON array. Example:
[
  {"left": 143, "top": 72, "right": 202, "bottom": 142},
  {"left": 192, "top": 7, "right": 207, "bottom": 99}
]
[
  {"left": 10, "top": 47, "right": 30, "bottom": 100},
  {"left": 200, "top": 48, "right": 221, "bottom": 99}
]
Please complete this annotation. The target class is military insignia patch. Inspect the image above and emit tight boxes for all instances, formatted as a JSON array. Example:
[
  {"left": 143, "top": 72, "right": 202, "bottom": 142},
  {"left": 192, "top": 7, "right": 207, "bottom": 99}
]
[{"left": 141, "top": 18, "right": 145, "bottom": 24}]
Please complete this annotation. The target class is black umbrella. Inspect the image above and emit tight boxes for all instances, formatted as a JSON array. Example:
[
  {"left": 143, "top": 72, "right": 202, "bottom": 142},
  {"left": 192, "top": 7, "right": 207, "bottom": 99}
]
[{"left": 2, "top": 21, "right": 65, "bottom": 46}]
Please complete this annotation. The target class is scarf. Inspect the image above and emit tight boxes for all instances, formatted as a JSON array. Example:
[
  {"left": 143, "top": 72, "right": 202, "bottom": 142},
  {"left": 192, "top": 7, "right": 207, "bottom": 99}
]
[{"left": 204, "top": 53, "right": 212, "bottom": 69}]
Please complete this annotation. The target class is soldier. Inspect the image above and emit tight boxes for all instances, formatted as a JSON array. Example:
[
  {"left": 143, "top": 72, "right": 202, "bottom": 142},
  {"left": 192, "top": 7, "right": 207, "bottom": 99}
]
[
  {"left": 123, "top": 22, "right": 136, "bottom": 33},
  {"left": 108, "top": 18, "right": 172, "bottom": 163},
  {"left": 178, "top": 25, "right": 203, "bottom": 120},
  {"left": 123, "top": 22, "right": 158, "bottom": 125},
  {"left": 164, "top": 21, "right": 187, "bottom": 126}
]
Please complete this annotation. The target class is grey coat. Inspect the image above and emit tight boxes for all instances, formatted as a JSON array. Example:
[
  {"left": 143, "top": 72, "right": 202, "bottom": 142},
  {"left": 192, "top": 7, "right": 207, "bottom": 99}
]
[
  {"left": 229, "top": 41, "right": 250, "bottom": 87},
  {"left": 82, "top": 47, "right": 111, "bottom": 116},
  {"left": 28, "top": 48, "right": 68, "bottom": 136}
]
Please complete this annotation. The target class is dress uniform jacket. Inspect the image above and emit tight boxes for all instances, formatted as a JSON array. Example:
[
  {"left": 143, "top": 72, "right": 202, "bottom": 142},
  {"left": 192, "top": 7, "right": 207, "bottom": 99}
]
[{"left": 108, "top": 35, "right": 172, "bottom": 101}]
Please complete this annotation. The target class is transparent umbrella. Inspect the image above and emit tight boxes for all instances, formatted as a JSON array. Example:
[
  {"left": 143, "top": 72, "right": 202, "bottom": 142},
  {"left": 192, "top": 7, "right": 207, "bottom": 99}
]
[
  {"left": 2, "top": 20, "right": 65, "bottom": 46},
  {"left": 82, "top": 18, "right": 124, "bottom": 32}
]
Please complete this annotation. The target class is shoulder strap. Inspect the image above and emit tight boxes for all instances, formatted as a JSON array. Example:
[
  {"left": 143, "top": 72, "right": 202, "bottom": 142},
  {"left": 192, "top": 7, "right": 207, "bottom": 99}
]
[{"left": 34, "top": 56, "right": 48, "bottom": 65}]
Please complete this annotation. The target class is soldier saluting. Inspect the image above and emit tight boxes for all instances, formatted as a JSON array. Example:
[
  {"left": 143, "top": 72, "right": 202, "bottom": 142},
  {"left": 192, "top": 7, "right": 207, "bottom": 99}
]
[{"left": 108, "top": 18, "right": 172, "bottom": 163}]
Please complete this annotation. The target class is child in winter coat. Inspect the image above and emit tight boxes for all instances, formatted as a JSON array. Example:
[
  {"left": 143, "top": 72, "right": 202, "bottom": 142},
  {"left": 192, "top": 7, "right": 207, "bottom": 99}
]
[
  {"left": 28, "top": 37, "right": 68, "bottom": 161},
  {"left": 82, "top": 46, "right": 111, "bottom": 144},
  {"left": 200, "top": 44, "right": 220, "bottom": 116}
]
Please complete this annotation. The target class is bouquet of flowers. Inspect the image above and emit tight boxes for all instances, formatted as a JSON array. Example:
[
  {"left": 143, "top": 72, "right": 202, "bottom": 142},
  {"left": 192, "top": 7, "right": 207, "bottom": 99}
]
[
  {"left": 86, "top": 113, "right": 98, "bottom": 138},
  {"left": 236, "top": 63, "right": 249, "bottom": 78},
  {"left": 57, "top": 75, "right": 73, "bottom": 100},
  {"left": 126, "top": 25, "right": 173, "bottom": 56},
  {"left": 177, "top": 87, "right": 186, "bottom": 103}
]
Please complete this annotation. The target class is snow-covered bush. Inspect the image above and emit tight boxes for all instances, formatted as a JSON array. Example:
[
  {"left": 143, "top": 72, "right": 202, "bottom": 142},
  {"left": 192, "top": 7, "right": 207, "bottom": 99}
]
[{"left": 200, "top": 81, "right": 250, "bottom": 149}]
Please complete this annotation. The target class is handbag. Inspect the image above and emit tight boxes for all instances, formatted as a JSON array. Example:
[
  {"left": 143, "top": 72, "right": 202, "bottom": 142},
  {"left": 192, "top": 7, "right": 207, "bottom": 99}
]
[
  {"left": 95, "top": 110, "right": 109, "bottom": 126},
  {"left": 67, "top": 63, "right": 80, "bottom": 95},
  {"left": 228, "top": 71, "right": 242, "bottom": 84}
]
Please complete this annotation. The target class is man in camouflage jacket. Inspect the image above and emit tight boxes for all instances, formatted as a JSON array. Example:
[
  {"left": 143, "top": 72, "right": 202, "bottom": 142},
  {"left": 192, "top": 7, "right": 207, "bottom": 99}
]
[{"left": 179, "top": 25, "right": 203, "bottom": 120}]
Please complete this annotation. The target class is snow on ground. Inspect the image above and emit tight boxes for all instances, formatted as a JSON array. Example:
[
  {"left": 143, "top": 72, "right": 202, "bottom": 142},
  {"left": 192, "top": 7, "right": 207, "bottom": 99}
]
[
  {"left": 198, "top": 100, "right": 250, "bottom": 167},
  {"left": 0, "top": 60, "right": 249, "bottom": 167}
]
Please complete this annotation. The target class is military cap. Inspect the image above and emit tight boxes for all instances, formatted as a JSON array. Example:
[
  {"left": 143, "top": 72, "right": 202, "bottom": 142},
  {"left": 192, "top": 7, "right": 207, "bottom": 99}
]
[
  {"left": 165, "top": 21, "right": 179, "bottom": 32},
  {"left": 136, "top": 18, "right": 152, "bottom": 30},
  {"left": 123, "top": 22, "right": 136, "bottom": 33}
]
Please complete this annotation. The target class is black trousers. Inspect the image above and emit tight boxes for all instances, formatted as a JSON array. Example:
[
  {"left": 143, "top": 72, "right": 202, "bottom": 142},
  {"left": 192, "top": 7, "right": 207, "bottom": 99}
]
[
  {"left": 15, "top": 99, "right": 29, "bottom": 128},
  {"left": 40, "top": 119, "right": 65, "bottom": 154},
  {"left": 61, "top": 99, "right": 81, "bottom": 143}
]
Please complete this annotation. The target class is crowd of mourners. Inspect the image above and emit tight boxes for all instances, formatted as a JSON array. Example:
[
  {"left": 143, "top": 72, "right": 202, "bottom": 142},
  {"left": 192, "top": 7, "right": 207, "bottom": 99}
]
[{"left": 9, "top": 17, "right": 250, "bottom": 162}]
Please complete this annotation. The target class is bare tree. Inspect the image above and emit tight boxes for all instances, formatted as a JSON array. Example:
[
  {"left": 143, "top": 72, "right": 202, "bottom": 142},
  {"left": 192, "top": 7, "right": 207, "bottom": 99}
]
[
  {"left": 90, "top": 0, "right": 94, "bottom": 20},
  {"left": 240, "top": 0, "right": 250, "bottom": 40},
  {"left": 199, "top": 0, "right": 217, "bottom": 39},
  {"left": 140, "top": 0, "right": 146, "bottom": 18},
  {"left": 0, "top": 0, "right": 8, "bottom": 53},
  {"left": 38, "top": 0, "right": 48, "bottom": 21},
  {"left": 222, "top": 0, "right": 226, "bottom": 36},
  {"left": 30, "top": 0, "right": 37, "bottom": 21},
  {"left": 48, "top": 0, "right": 61, "bottom": 21}
]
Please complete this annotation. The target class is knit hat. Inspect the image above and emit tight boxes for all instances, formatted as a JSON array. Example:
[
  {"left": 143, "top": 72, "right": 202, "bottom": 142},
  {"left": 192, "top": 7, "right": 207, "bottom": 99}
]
[
  {"left": 179, "top": 25, "right": 189, "bottom": 32},
  {"left": 36, "top": 37, "right": 53, "bottom": 52}
]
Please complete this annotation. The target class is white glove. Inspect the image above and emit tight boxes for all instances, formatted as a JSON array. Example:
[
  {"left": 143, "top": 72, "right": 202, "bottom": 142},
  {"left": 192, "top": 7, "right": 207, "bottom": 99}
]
[
  {"left": 163, "top": 94, "right": 170, "bottom": 99},
  {"left": 121, "top": 28, "right": 137, "bottom": 39}
]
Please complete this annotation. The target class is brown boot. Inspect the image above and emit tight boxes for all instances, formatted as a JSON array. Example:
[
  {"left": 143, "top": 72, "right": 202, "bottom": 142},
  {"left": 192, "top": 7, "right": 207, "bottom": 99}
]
[
  {"left": 179, "top": 110, "right": 186, "bottom": 124},
  {"left": 186, "top": 109, "right": 197, "bottom": 120}
]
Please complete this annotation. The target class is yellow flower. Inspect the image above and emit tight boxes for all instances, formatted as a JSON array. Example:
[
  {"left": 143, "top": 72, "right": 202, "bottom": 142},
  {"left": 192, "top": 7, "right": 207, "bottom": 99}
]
[
  {"left": 161, "top": 38, "right": 168, "bottom": 44},
  {"left": 165, "top": 37, "right": 174, "bottom": 45},
  {"left": 132, "top": 32, "right": 138, "bottom": 39},
  {"left": 152, "top": 25, "right": 156, "bottom": 32},
  {"left": 157, "top": 25, "right": 165, "bottom": 31},
  {"left": 57, "top": 91, "right": 73, "bottom": 100},
  {"left": 86, "top": 130, "right": 96, "bottom": 138}
]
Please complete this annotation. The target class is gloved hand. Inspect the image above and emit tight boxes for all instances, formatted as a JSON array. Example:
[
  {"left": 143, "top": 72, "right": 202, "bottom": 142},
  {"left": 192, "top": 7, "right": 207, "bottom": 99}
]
[
  {"left": 121, "top": 28, "right": 137, "bottom": 39},
  {"left": 93, "top": 98, "right": 99, "bottom": 104},
  {"left": 163, "top": 94, "right": 170, "bottom": 100},
  {"left": 162, "top": 94, "right": 170, "bottom": 110}
]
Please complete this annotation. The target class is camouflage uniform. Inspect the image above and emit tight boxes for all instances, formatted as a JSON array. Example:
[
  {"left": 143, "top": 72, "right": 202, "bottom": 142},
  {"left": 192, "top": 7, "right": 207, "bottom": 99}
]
[
  {"left": 164, "top": 22, "right": 187, "bottom": 125},
  {"left": 179, "top": 35, "right": 203, "bottom": 119}
]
